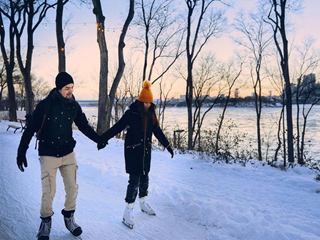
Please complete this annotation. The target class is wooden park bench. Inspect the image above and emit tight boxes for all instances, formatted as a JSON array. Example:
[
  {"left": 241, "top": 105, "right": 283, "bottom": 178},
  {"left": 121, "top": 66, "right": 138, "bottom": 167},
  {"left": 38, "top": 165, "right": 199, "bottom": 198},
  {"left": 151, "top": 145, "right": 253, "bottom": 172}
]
[
  {"left": 17, "top": 118, "right": 27, "bottom": 132},
  {"left": 7, "top": 124, "right": 21, "bottom": 133}
]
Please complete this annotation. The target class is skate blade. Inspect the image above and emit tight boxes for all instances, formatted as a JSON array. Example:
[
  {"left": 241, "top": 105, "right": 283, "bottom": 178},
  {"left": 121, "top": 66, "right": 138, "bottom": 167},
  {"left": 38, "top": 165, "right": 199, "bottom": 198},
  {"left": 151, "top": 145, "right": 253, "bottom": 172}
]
[
  {"left": 122, "top": 219, "right": 133, "bottom": 229},
  {"left": 141, "top": 209, "right": 156, "bottom": 216}
]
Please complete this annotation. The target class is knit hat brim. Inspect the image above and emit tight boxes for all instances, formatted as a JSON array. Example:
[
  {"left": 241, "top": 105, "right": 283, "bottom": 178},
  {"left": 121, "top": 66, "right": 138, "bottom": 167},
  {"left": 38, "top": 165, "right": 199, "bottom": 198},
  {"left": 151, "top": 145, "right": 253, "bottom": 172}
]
[{"left": 55, "top": 72, "right": 74, "bottom": 90}]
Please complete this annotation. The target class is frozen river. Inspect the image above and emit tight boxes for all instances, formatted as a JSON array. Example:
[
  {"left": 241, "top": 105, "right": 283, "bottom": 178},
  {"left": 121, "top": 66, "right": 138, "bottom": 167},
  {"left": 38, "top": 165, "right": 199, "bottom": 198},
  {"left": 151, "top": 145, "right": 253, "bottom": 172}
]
[{"left": 80, "top": 103, "right": 320, "bottom": 162}]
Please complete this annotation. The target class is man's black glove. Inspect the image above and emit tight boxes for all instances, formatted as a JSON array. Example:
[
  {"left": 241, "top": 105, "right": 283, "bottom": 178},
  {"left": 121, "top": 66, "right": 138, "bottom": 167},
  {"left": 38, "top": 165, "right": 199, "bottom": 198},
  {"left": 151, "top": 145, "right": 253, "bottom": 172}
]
[
  {"left": 17, "top": 155, "right": 28, "bottom": 172},
  {"left": 167, "top": 146, "right": 174, "bottom": 158}
]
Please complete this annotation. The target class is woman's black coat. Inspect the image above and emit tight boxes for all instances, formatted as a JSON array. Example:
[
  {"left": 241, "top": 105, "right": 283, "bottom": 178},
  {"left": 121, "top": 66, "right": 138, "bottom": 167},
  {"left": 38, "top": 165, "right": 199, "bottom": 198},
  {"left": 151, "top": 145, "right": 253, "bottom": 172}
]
[{"left": 102, "top": 100, "right": 170, "bottom": 175}]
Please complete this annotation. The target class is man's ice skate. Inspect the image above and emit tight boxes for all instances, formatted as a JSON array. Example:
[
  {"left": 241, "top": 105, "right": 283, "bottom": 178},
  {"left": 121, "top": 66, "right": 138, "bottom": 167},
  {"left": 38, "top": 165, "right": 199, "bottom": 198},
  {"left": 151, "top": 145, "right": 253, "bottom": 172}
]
[
  {"left": 139, "top": 196, "right": 156, "bottom": 215},
  {"left": 122, "top": 203, "right": 134, "bottom": 229},
  {"left": 37, "top": 217, "right": 52, "bottom": 240},
  {"left": 62, "top": 209, "right": 82, "bottom": 236}
]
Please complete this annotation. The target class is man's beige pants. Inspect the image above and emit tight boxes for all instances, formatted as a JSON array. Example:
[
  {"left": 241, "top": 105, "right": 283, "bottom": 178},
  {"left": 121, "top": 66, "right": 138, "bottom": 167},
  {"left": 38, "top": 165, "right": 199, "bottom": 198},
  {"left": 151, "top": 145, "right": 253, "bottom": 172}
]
[{"left": 39, "top": 152, "right": 78, "bottom": 218}]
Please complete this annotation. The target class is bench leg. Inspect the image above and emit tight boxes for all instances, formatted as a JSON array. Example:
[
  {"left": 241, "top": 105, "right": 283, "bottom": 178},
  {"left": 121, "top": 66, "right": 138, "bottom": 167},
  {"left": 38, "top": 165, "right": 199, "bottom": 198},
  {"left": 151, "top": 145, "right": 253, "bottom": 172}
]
[
  {"left": 6, "top": 126, "right": 10, "bottom": 131},
  {"left": 14, "top": 128, "right": 18, "bottom": 133}
]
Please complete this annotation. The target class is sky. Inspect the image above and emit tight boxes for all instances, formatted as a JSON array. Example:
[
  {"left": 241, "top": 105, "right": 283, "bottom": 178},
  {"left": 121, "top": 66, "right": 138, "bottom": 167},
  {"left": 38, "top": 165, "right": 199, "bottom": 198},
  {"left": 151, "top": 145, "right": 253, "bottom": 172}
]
[
  {"left": 2, "top": 0, "right": 320, "bottom": 100},
  {"left": 0, "top": 116, "right": 320, "bottom": 239}
]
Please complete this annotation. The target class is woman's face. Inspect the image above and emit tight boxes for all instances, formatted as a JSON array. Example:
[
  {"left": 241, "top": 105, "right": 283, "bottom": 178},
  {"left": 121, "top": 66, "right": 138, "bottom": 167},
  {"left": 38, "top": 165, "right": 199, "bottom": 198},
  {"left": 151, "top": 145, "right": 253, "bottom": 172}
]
[{"left": 143, "top": 102, "right": 151, "bottom": 111}]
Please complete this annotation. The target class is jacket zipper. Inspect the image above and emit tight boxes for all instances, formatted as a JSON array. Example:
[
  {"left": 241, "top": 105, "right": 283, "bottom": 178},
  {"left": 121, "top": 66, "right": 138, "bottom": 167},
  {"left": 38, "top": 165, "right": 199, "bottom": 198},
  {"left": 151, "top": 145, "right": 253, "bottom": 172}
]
[
  {"left": 142, "top": 130, "right": 147, "bottom": 175},
  {"left": 126, "top": 143, "right": 141, "bottom": 148}
]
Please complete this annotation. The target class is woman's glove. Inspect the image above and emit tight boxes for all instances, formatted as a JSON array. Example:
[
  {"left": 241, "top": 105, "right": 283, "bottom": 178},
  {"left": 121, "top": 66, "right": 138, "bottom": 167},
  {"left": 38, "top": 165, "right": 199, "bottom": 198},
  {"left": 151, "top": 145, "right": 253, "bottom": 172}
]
[{"left": 167, "top": 146, "right": 174, "bottom": 158}]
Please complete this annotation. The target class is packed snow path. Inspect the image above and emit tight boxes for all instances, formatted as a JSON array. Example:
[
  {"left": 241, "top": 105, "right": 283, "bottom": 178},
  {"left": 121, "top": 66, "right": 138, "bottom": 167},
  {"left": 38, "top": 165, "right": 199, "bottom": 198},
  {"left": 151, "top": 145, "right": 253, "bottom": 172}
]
[{"left": 0, "top": 120, "right": 319, "bottom": 240}]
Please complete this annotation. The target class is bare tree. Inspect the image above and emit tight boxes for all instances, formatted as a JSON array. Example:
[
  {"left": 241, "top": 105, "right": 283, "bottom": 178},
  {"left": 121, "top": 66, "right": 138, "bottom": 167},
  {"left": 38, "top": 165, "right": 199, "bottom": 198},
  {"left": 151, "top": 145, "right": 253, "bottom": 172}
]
[
  {"left": 32, "top": 76, "right": 51, "bottom": 101},
  {"left": 184, "top": 0, "right": 227, "bottom": 149},
  {"left": 191, "top": 53, "right": 221, "bottom": 150},
  {"left": 299, "top": 76, "right": 320, "bottom": 164},
  {"left": 0, "top": 1, "right": 18, "bottom": 120},
  {"left": 56, "top": 0, "right": 70, "bottom": 72},
  {"left": 135, "top": 0, "right": 184, "bottom": 84},
  {"left": 14, "top": 73, "right": 50, "bottom": 107},
  {"left": 265, "top": 0, "right": 302, "bottom": 163},
  {"left": 0, "top": 63, "right": 7, "bottom": 104},
  {"left": 265, "top": 63, "right": 286, "bottom": 164},
  {"left": 92, "top": 0, "right": 109, "bottom": 134},
  {"left": 106, "top": 0, "right": 135, "bottom": 130},
  {"left": 113, "top": 85, "right": 130, "bottom": 139},
  {"left": 121, "top": 60, "right": 142, "bottom": 103},
  {"left": 10, "top": 0, "right": 56, "bottom": 114},
  {"left": 233, "top": 10, "right": 272, "bottom": 160},
  {"left": 93, "top": 0, "right": 134, "bottom": 133},
  {"left": 215, "top": 60, "right": 243, "bottom": 155},
  {"left": 292, "top": 38, "right": 320, "bottom": 164},
  {"left": 157, "top": 77, "right": 173, "bottom": 129}
]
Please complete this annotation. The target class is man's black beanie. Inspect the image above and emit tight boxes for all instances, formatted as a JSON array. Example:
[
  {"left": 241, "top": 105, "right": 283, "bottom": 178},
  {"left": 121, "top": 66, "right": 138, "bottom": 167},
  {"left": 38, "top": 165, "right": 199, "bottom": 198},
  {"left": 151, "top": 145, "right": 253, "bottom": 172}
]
[{"left": 55, "top": 72, "right": 74, "bottom": 90}]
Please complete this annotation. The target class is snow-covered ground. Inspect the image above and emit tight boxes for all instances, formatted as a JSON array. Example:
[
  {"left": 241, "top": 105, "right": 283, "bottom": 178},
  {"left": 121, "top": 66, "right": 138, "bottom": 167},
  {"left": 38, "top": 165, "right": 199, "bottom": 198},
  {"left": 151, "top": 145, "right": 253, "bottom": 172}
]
[{"left": 0, "top": 119, "right": 320, "bottom": 240}]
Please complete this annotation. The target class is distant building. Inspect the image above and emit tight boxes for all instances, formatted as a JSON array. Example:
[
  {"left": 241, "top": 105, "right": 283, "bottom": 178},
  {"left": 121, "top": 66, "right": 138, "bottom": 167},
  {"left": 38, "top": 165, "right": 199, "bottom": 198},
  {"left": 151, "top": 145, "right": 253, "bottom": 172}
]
[
  {"left": 179, "top": 95, "right": 186, "bottom": 102},
  {"left": 234, "top": 88, "right": 239, "bottom": 98}
]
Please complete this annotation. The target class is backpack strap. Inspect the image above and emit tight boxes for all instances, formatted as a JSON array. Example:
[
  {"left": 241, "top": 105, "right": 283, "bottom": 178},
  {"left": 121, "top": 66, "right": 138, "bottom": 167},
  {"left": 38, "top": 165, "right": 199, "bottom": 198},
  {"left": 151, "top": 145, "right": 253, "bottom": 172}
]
[
  {"left": 34, "top": 114, "right": 47, "bottom": 149},
  {"left": 34, "top": 97, "right": 52, "bottom": 149}
]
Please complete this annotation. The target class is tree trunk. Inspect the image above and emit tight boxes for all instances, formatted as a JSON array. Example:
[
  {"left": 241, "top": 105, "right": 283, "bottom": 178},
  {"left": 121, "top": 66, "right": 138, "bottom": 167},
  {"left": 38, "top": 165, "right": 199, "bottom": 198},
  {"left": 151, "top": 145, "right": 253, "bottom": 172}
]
[
  {"left": 21, "top": 70, "right": 34, "bottom": 114},
  {"left": 296, "top": 86, "right": 301, "bottom": 163},
  {"left": 284, "top": 74, "right": 294, "bottom": 163},
  {"left": 0, "top": 11, "right": 17, "bottom": 121},
  {"left": 92, "top": 0, "right": 109, "bottom": 134},
  {"left": 274, "top": 106, "right": 284, "bottom": 162},
  {"left": 215, "top": 93, "right": 231, "bottom": 155},
  {"left": 186, "top": 73, "right": 193, "bottom": 150},
  {"left": 282, "top": 100, "right": 286, "bottom": 167},
  {"left": 106, "top": 0, "right": 134, "bottom": 129},
  {"left": 300, "top": 115, "right": 307, "bottom": 165},
  {"left": 185, "top": 2, "right": 194, "bottom": 150},
  {"left": 56, "top": 0, "right": 67, "bottom": 72},
  {"left": 254, "top": 76, "right": 262, "bottom": 161},
  {"left": 273, "top": 0, "right": 294, "bottom": 163}
]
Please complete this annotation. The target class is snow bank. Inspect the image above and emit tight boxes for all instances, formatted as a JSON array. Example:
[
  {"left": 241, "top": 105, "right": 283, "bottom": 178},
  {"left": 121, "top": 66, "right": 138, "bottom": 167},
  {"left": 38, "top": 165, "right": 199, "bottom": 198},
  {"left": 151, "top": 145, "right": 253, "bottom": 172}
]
[{"left": 0, "top": 120, "right": 319, "bottom": 240}]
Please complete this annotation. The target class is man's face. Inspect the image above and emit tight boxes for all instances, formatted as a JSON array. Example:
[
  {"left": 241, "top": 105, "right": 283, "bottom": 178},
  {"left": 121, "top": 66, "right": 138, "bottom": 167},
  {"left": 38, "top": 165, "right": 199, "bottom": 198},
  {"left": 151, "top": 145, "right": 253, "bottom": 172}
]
[{"left": 58, "top": 83, "right": 74, "bottom": 99}]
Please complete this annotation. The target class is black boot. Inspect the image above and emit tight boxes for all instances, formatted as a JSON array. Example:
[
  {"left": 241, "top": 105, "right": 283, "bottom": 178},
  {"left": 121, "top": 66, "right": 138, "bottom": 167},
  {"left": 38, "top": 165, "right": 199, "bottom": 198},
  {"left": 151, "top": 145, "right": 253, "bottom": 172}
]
[
  {"left": 61, "top": 209, "right": 82, "bottom": 236},
  {"left": 37, "top": 216, "right": 52, "bottom": 240}
]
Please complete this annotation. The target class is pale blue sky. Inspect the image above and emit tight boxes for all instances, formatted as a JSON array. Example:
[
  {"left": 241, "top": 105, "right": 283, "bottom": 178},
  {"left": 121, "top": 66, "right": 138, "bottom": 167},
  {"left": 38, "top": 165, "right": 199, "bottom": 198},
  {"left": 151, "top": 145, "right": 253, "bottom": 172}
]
[{"left": 4, "top": 0, "right": 319, "bottom": 99}]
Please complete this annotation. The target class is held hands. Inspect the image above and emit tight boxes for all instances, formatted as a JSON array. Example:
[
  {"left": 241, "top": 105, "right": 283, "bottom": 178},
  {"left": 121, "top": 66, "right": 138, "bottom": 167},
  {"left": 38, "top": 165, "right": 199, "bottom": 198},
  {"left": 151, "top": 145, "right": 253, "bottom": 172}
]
[
  {"left": 167, "top": 146, "right": 174, "bottom": 158},
  {"left": 17, "top": 155, "right": 28, "bottom": 172},
  {"left": 97, "top": 141, "right": 108, "bottom": 150},
  {"left": 97, "top": 135, "right": 108, "bottom": 150}
]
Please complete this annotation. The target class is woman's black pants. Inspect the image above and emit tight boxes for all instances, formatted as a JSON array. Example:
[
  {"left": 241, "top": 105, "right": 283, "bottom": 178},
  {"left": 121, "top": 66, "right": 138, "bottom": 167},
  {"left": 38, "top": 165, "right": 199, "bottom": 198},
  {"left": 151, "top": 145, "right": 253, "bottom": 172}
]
[{"left": 125, "top": 173, "right": 149, "bottom": 203}]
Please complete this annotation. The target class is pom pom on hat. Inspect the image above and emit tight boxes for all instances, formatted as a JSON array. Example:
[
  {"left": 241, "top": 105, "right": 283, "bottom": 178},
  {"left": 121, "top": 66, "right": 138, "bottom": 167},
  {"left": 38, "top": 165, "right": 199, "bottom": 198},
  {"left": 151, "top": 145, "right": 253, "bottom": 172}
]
[
  {"left": 138, "top": 81, "right": 153, "bottom": 103},
  {"left": 143, "top": 80, "right": 151, "bottom": 89},
  {"left": 55, "top": 72, "right": 74, "bottom": 90}
]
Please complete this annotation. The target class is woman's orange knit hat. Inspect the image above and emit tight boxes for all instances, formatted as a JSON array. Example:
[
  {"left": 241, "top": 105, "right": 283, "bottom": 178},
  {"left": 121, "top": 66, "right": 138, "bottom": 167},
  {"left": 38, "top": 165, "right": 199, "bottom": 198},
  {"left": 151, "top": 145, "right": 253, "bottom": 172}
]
[{"left": 138, "top": 81, "right": 153, "bottom": 103}]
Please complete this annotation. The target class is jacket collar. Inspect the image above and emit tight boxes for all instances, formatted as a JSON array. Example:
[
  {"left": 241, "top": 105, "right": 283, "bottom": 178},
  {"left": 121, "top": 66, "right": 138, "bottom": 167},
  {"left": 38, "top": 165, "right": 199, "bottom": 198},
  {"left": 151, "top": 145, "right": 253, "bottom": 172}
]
[{"left": 129, "top": 100, "right": 155, "bottom": 115}]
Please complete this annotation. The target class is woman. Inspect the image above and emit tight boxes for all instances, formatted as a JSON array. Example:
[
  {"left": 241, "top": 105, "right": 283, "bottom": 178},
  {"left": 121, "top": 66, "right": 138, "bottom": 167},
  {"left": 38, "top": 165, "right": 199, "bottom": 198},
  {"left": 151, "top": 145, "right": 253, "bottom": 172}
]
[{"left": 98, "top": 81, "right": 174, "bottom": 229}]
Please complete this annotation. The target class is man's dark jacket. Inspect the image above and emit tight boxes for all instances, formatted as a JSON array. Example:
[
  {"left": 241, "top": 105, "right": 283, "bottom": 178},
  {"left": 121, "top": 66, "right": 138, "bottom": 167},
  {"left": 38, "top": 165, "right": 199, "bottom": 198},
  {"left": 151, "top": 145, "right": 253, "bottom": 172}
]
[
  {"left": 101, "top": 100, "right": 170, "bottom": 175},
  {"left": 18, "top": 89, "right": 99, "bottom": 158}
]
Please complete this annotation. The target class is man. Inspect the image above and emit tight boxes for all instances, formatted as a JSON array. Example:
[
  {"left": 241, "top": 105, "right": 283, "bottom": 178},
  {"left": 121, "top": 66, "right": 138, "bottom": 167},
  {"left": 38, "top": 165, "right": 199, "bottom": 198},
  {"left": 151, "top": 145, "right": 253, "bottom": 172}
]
[{"left": 17, "top": 72, "right": 100, "bottom": 240}]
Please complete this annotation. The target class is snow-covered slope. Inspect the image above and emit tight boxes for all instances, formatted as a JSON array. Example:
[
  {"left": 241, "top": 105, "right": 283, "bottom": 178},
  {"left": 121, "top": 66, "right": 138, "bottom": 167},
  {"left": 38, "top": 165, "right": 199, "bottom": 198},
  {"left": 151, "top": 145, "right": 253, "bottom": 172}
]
[{"left": 0, "top": 120, "right": 319, "bottom": 240}]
